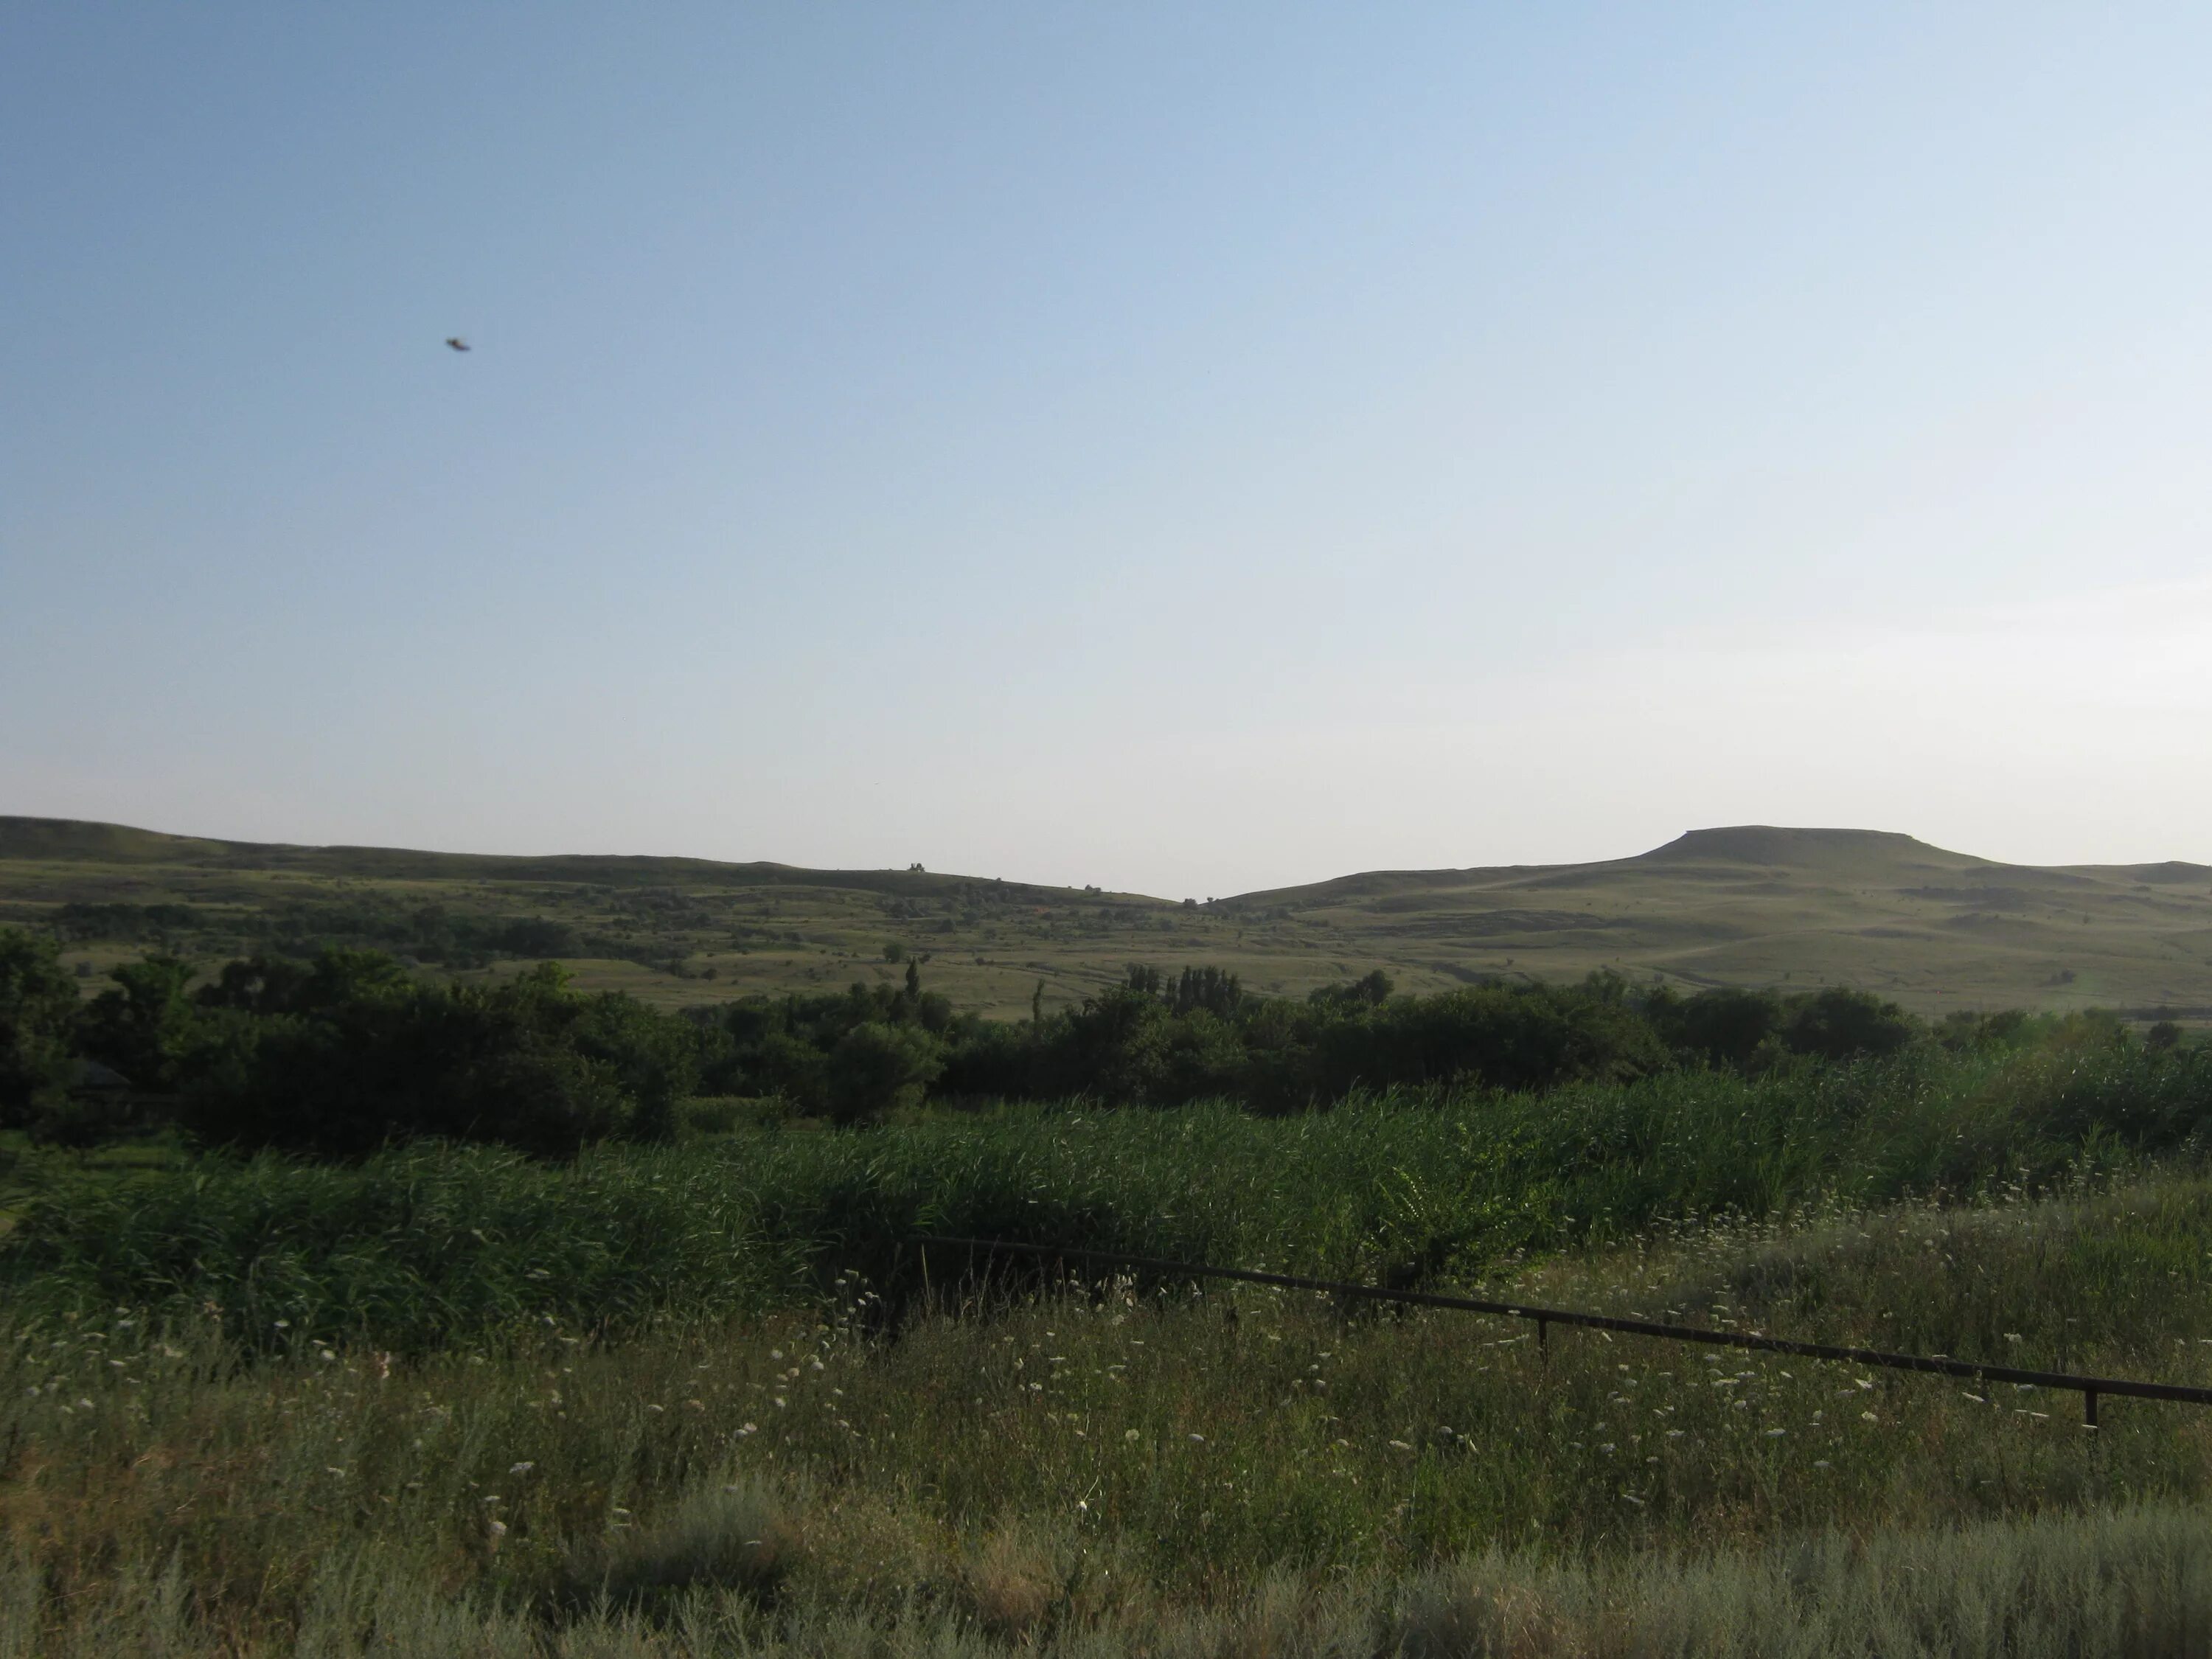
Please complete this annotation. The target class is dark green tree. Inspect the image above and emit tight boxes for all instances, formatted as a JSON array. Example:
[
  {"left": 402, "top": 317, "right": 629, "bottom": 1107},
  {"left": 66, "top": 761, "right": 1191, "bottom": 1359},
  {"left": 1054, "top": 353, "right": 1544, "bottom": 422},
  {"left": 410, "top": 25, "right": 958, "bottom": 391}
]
[
  {"left": 80, "top": 954, "right": 203, "bottom": 1090},
  {"left": 1307, "top": 970, "right": 1394, "bottom": 1012},
  {"left": 1171, "top": 965, "right": 1245, "bottom": 1018},
  {"left": 1043, "top": 987, "right": 1175, "bottom": 1103},
  {"left": 823, "top": 1021, "right": 945, "bottom": 1124},
  {"left": 1781, "top": 987, "right": 1919, "bottom": 1062},
  {"left": 1658, "top": 987, "right": 1784, "bottom": 1069},
  {"left": 0, "top": 927, "right": 80, "bottom": 1127}
]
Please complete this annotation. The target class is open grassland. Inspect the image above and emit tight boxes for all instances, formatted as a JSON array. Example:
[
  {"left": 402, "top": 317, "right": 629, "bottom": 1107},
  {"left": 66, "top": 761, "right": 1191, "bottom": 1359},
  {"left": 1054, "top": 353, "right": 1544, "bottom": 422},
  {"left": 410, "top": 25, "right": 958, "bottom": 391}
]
[
  {"left": 0, "top": 817, "right": 1247, "bottom": 1020},
  {"left": 10, "top": 999, "right": 2212, "bottom": 1650},
  {"left": 10, "top": 1175, "right": 2212, "bottom": 1654},
  {"left": 7, "top": 816, "right": 2212, "bottom": 1019}
]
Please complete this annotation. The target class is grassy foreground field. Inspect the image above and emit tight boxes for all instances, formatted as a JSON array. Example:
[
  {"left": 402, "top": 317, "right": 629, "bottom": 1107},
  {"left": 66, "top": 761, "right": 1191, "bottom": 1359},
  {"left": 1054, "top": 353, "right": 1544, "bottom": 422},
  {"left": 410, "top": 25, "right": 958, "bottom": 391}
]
[
  {"left": 7, "top": 1037, "right": 2212, "bottom": 1652},
  {"left": 10, "top": 1175, "right": 2212, "bottom": 1655},
  {"left": 7, "top": 815, "right": 2212, "bottom": 1019}
]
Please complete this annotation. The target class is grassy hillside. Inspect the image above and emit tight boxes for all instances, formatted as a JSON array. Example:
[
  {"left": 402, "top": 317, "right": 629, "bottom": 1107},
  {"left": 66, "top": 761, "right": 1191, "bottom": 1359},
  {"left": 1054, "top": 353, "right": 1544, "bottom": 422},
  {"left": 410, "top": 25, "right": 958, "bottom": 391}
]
[
  {"left": 4, "top": 815, "right": 2210, "bottom": 1018},
  {"left": 1229, "top": 826, "right": 2212, "bottom": 1018}
]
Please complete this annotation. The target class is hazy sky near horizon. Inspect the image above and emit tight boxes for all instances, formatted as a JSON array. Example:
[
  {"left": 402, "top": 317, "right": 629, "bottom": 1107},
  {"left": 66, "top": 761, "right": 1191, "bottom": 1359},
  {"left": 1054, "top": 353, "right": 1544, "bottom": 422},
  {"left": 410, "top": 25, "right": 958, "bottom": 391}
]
[{"left": 7, "top": 4, "right": 2212, "bottom": 897}]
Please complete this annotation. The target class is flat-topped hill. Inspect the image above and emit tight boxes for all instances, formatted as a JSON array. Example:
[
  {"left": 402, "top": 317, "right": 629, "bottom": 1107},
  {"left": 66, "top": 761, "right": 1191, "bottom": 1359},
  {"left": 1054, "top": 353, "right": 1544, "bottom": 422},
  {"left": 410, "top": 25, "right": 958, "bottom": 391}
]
[
  {"left": 1224, "top": 826, "right": 2212, "bottom": 1018},
  {"left": 4, "top": 815, "right": 2209, "bottom": 1019},
  {"left": 1641, "top": 825, "right": 1983, "bottom": 870}
]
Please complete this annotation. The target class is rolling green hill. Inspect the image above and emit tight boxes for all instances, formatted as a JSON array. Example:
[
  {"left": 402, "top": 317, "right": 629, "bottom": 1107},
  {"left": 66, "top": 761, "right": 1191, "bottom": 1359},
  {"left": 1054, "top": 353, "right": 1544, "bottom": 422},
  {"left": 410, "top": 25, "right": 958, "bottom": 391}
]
[
  {"left": 1225, "top": 826, "right": 2212, "bottom": 1017},
  {"left": 4, "top": 815, "right": 2209, "bottom": 1019}
]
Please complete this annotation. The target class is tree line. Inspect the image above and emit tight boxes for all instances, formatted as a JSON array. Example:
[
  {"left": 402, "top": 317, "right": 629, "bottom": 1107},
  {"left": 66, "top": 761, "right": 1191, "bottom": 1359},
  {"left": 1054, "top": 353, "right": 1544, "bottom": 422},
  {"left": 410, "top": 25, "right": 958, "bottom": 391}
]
[{"left": 0, "top": 925, "right": 2167, "bottom": 1160}]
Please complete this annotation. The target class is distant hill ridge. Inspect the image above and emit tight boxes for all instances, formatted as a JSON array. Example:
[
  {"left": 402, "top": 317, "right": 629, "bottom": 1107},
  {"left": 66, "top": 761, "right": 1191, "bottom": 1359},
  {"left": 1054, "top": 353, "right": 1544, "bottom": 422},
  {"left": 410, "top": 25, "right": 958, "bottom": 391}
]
[
  {"left": 5, "top": 814, "right": 2211, "bottom": 1018},
  {"left": 0, "top": 815, "right": 1065, "bottom": 900},
  {"left": 3, "top": 813, "right": 2203, "bottom": 900},
  {"left": 0, "top": 816, "right": 235, "bottom": 866}
]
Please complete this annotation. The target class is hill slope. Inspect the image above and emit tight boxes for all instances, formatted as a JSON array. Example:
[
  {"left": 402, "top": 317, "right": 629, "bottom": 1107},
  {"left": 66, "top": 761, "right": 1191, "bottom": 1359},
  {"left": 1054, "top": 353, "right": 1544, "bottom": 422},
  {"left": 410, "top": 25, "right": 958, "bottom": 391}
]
[
  {"left": 1225, "top": 826, "right": 2212, "bottom": 1015},
  {"left": 4, "top": 817, "right": 2209, "bottom": 1018}
]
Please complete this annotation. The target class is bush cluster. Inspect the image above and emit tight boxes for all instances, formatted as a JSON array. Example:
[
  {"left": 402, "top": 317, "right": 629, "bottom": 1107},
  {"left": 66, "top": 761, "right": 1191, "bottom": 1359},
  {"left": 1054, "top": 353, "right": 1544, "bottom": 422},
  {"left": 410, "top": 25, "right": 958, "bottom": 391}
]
[
  {"left": 0, "top": 922, "right": 2163, "bottom": 1158},
  {"left": 0, "top": 932, "right": 697, "bottom": 1156},
  {"left": 703, "top": 963, "right": 1938, "bottom": 1118}
]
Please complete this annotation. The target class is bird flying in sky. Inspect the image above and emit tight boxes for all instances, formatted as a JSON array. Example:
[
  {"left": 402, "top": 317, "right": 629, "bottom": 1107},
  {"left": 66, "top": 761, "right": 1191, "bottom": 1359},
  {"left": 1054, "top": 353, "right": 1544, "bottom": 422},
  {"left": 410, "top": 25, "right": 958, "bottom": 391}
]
[{"left": 445, "top": 337, "right": 470, "bottom": 352}]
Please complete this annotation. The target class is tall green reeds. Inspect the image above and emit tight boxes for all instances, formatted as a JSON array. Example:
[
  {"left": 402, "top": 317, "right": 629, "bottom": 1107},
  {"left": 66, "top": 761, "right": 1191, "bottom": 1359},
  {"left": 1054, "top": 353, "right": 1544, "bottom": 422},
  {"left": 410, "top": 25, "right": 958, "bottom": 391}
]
[{"left": 4, "top": 1038, "right": 2207, "bottom": 1352}]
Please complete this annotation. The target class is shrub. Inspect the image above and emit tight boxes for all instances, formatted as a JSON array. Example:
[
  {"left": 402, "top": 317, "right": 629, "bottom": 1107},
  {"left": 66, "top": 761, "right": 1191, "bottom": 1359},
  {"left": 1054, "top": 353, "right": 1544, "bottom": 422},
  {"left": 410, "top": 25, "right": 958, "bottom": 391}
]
[
  {"left": 1310, "top": 982, "right": 1673, "bottom": 1099},
  {"left": 172, "top": 959, "right": 696, "bottom": 1158},
  {"left": 1649, "top": 986, "right": 1785, "bottom": 1068},
  {"left": 183, "top": 968, "right": 638, "bottom": 1158},
  {"left": 1782, "top": 987, "right": 1919, "bottom": 1063}
]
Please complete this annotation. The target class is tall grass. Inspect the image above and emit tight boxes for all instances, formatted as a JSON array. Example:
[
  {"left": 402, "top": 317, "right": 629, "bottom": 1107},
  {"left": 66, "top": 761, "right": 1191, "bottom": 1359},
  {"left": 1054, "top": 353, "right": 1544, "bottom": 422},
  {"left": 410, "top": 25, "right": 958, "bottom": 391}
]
[
  {"left": 0, "top": 1145, "right": 794, "bottom": 1351},
  {"left": 15, "top": 1033, "right": 2212, "bottom": 1654},
  {"left": 10, "top": 1507, "right": 2212, "bottom": 1657},
  {"left": 9, "top": 1172, "right": 2212, "bottom": 1652},
  {"left": 8, "top": 1506, "right": 2212, "bottom": 1655},
  {"left": 5, "top": 1039, "right": 2207, "bottom": 1351}
]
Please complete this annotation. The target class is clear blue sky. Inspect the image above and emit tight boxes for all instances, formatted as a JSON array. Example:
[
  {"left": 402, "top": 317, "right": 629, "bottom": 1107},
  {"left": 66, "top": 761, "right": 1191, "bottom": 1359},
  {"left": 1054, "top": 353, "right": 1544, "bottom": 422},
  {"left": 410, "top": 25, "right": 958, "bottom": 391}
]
[{"left": 7, "top": 4, "right": 2210, "bottom": 895}]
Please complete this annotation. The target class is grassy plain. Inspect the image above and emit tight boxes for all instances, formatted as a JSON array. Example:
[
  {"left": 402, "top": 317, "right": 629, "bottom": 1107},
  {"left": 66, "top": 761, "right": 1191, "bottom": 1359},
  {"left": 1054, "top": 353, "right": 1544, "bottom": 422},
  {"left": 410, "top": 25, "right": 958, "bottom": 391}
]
[
  {"left": 10, "top": 1172, "right": 2212, "bottom": 1655},
  {"left": 7, "top": 816, "right": 2212, "bottom": 1020},
  {"left": 7, "top": 1036, "right": 2212, "bottom": 1651}
]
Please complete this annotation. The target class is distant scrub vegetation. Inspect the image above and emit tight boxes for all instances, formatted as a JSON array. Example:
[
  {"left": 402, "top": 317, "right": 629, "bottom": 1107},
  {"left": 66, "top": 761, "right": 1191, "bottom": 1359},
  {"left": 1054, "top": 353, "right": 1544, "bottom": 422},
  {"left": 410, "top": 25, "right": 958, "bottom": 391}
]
[
  {"left": 0, "top": 924, "right": 2191, "bottom": 1160},
  {"left": 43, "top": 893, "right": 681, "bottom": 969}
]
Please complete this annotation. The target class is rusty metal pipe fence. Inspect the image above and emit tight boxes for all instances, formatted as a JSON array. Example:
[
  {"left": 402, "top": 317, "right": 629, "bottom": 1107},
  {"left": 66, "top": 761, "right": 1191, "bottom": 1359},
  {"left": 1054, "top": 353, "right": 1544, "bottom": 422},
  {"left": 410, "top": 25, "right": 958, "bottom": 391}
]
[{"left": 913, "top": 1235, "right": 2212, "bottom": 1430}]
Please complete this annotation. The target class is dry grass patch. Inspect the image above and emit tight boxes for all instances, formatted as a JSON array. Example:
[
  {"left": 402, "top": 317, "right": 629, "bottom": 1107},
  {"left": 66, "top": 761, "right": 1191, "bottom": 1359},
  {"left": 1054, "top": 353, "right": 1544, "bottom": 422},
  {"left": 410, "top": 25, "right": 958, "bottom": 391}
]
[{"left": 564, "top": 1478, "right": 796, "bottom": 1614}]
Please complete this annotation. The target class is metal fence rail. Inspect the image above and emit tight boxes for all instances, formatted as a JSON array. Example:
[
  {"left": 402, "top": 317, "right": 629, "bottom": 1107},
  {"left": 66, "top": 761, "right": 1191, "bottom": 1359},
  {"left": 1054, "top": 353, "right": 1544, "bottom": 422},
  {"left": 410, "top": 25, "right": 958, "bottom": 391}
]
[{"left": 913, "top": 1234, "right": 2212, "bottom": 1429}]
